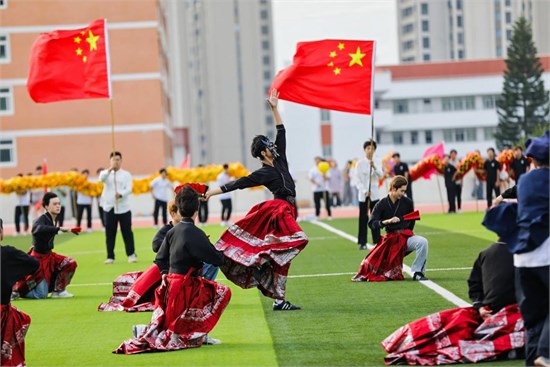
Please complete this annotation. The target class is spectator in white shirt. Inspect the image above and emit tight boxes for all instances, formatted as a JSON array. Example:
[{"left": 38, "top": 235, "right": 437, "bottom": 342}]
[
  {"left": 216, "top": 164, "right": 233, "bottom": 226},
  {"left": 308, "top": 157, "right": 332, "bottom": 220},
  {"left": 99, "top": 151, "right": 136, "bottom": 264},
  {"left": 149, "top": 168, "right": 172, "bottom": 228},
  {"left": 355, "top": 140, "right": 384, "bottom": 250},
  {"left": 76, "top": 169, "right": 93, "bottom": 232},
  {"left": 14, "top": 173, "right": 31, "bottom": 235}
]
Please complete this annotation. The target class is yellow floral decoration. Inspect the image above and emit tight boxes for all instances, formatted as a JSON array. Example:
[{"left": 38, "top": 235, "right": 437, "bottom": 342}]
[{"left": 0, "top": 163, "right": 250, "bottom": 197}]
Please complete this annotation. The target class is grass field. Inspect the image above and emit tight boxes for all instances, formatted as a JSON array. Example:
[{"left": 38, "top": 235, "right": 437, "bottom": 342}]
[{"left": 5, "top": 212, "right": 524, "bottom": 366}]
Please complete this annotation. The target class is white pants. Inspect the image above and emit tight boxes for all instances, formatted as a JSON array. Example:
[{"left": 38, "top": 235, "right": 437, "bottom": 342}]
[{"left": 406, "top": 235, "right": 429, "bottom": 273}]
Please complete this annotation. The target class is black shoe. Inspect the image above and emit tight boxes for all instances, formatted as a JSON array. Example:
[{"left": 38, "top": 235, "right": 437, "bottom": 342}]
[
  {"left": 273, "top": 300, "right": 301, "bottom": 311},
  {"left": 412, "top": 272, "right": 428, "bottom": 281},
  {"left": 359, "top": 244, "right": 368, "bottom": 250}
]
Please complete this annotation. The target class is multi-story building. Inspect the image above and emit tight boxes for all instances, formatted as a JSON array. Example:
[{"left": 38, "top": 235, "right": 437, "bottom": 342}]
[
  {"left": 158, "top": 0, "right": 275, "bottom": 168},
  {"left": 0, "top": 0, "right": 166, "bottom": 178},
  {"left": 396, "top": 0, "right": 550, "bottom": 63}
]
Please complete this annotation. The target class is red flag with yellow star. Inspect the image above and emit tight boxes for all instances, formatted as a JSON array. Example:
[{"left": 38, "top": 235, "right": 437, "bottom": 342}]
[
  {"left": 271, "top": 39, "right": 375, "bottom": 115},
  {"left": 27, "top": 19, "right": 111, "bottom": 103}
]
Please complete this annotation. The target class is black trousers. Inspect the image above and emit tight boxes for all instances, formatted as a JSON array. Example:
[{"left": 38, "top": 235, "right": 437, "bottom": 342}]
[
  {"left": 104, "top": 209, "right": 135, "bottom": 260},
  {"left": 97, "top": 204, "right": 105, "bottom": 227},
  {"left": 14, "top": 205, "right": 29, "bottom": 233},
  {"left": 405, "top": 183, "right": 413, "bottom": 202},
  {"left": 331, "top": 193, "right": 342, "bottom": 207},
  {"left": 446, "top": 184, "right": 456, "bottom": 213},
  {"left": 486, "top": 180, "right": 501, "bottom": 208},
  {"left": 357, "top": 198, "right": 380, "bottom": 246},
  {"left": 454, "top": 183, "right": 462, "bottom": 210},
  {"left": 153, "top": 199, "right": 168, "bottom": 225},
  {"left": 313, "top": 191, "right": 331, "bottom": 217},
  {"left": 220, "top": 198, "right": 232, "bottom": 221},
  {"left": 516, "top": 266, "right": 549, "bottom": 365},
  {"left": 199, "top": 200, "right": 209, "bottom": 224},
  {"left": 77, "top": 204, "right": 92, "bottom": 228}
]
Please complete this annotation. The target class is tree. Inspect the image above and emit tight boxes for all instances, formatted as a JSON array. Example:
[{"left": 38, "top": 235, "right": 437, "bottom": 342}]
[{"left": 495, "top": 17, "right": 550, "bottom": 150}]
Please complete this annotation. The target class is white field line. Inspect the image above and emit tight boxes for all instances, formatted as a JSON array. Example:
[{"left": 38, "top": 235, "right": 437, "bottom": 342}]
[{"left": 311, "top": 220, "right": 471, "bottom": 308}]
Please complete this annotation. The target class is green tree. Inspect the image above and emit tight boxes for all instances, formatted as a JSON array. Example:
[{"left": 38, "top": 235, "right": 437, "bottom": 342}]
[{"left": 495, "top": 17, "right": 550, "bottom": 150}]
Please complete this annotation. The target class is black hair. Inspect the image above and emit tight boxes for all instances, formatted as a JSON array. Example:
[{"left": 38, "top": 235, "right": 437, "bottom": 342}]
[
  {"left": 251, "top": 135, "right": 269, "bottom": 159},
  {"left": 450, "top": 149, "right": 457, "bottom": 155},
  {"left": 487, "top": 147, "right": 495, "bottom": 154},
  {"left": 392, "top": 152, "right": 400, "bottom": 158},
  {"left": 223, "top": 163, "right": 229, "bottom": 169},
  {"left": 82, "top": 169, "right": 90, "bottom": 175},
  {"left": 175, "top": 186, "right": 199, "bottom": 218},
  {"left": 0, "top": 218, "right": 3, "bottom": 230},
  {"left": 96, "top": 168, "right": 104, "bottom": 175},
  {"left": 36, "top": 165, "right": 42, "bottom": 171},
  {"left": 109, "top": 151, "right": 122, "bottom": 159},
  {"left": 363, "top": 140, "right": 377, "bottom": 150},
  {"left": 159, "top": 168, "right": 167, "bottom": 174},
  {"left": 42, "top": 192, "right": 58, "bottom": 208},
  {"left": 515, "top": 145, "right": 523, "bottom": 151}
]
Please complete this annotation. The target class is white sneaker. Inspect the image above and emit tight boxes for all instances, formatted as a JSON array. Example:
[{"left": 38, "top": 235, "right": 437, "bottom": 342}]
[
  {"left": 51, "top": 290, "right": 73, "bottom": 298},
  {"left": 327, "top": 216, "right": 333, "bottom": 221},
  {"left": 86, "top": 228, "right": 93, "bottom": 233},
  {"left": 128, "top": 254, "right": 138, "bottom": 263},
  {"left": 220, "top": 221, "right": 226, "bottom": 226},
  {"left": 203, "top": 335, "right": 221, "bottom": 345},
  {"left": 104, "top": 258, "right": 114, "bottom": 264}
]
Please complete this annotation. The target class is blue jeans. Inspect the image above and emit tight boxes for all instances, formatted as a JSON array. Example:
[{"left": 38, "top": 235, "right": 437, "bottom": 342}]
[
  {"left": 406, "top": 235, "right": 428, "bottom": 273},
  {"left": 202, "top": 263, "right": 219, "bottom": 281},
  {"left": 24, "top": 279, "right": 49, "bottom": 299}
]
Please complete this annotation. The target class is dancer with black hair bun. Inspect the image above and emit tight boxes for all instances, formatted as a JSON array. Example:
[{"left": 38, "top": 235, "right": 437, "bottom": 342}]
[{"left": 204, "top": 88, "right": 309, "bottom": 311}]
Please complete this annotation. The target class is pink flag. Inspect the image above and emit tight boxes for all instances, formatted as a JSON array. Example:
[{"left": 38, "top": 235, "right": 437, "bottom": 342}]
[
  {"left": 180, "top": 153, "right": 190, "bottom": 169},
  {"left": 421, "top": 141, "right": 444, "bottom": 179}
]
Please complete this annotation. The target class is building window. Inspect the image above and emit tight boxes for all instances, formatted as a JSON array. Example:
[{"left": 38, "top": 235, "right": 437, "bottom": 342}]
[
  {"left": 483, "top": 127, "right": 496, "bottom": 140},
  {"left": 0, "top": 0, "right": 6, "bottom": 9},
  {"left": 482, "top": 95, "right": 497, "bottom": 109},
  {"left": 322, "top": 145, "right": 332, "bottom": 158},
  {"left": 506, "top": 29, "right": 512, "bottom": 40},
  {"left": 423, "top": 53, "right": 431, "bottom": 61},
  {"left": 402, "top": 6, "right": 413, "bottom": 17},
  {"left": 496, "top": 46, "right": 502, "bottom": 57},
  {"left": 393, "top": 100, "right": 409, "bottom": 114},
  {"left": 453, "top": 98, "right": 464, "bottom": 110},
  {"left": 421, "top": 3, "right": 428, "bottom": 15},
  {"left": 422, "top": 37, "right": 430, "bottom": 49},
  {"left": 260, "top": 9, "right": 268, "bottom": 19},
  {"left": 263, "top": 70, "right": 271, "bottom": 80},
  {"left": 457, "top": 15, "right": 463, "bottom": 27},
  {"left": 392, "top": 132, "right": 404, "bottom": 145},
  {"left": 425, "top": 130, "right": 433, "bottom": 144},
  {"left": 403, "top": 40, "right": 414, "bottom": 50},
  {"left": 0, "top": 87, "right": 13, "bottom": 114},
  {"left": 457, "top": 32, "right": 464, "bottom": 45},
  {"left": 421, "top": 20, "right": 429, "bottom": 31},
  {"left": 443, "top": 129, "right": 454, "bottom": 142},
  {"left": 464, "top": 96, "right": 475, "bottom": 109},
  {"left": 320, "top": 109, "right": 330, "bottom": 121},
  {"left": 402, "top": 56, "right": 415, "bottom": 62},
  {"left": 457, "top": 0, "right": 463, "bottom": 10},
  {"left": 262, "top": 55, "right": 270, "bottom": 65},
  {"left": 261, "top": 25, "right": 269, "bottom": 35},
  {"left": 402, "top": 23, "right": 414, "bottom": 34},
  {"left": 505, "top": 12, "right": 511, "bottom": 24},
  {"left": 0, "top": 138, "right": 15, "bottom": 165},
  {"left": 262, "top": 40, "right": 270, "bottom": 50},
  {"left": 411, "top": 131, "right": 419, "bottom": 144},
  {"left": 442, "top": 98, "right": 453, "bottom": 111},
  {"left": 458, "top": 49, "right": 464, "bottom": 59},
  {"left": 505, "top": 0, "right": 511, "bottom": 5},
  {"left": 455, "top": 129, "right": 465, "bottom": 142},
  {"left": 466, "top": 128, "right": 477, "bottom": 141},
  {"left": 0, "top": 34, "right": 10, "bottom": 63}
]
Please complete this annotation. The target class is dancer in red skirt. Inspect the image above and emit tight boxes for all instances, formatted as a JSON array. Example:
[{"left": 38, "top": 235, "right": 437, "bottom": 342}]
[
  {"left": 114, "top": 186, "right": 230, "bottom": 354},
  {"left": 13, "top": 192, "right": 79, "bottom": 299},
  {"left": 204, "top": 89, "right": 308, "bottom": 311},
  {"left": 1, "top": 218, "right": 39, "bottom": 366},
  {"left": 353, "top": 175, "right": 428, "bottom": 282}
]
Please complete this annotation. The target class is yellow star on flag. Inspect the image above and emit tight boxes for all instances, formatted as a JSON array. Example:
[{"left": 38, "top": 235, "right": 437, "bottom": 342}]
[
  {"left": 74, "top": 36, "right": 81, "bottom": 44},
  {"left": 329, "top": 51, "right": 337, "bottom": 58},
  {"left": 75, "top": 48, "right": 83, "bottom": 56},
  {"left": 86, "top": 30, "right": 100, "bottom": 51},
  {"left": 337, "top": 42, "right": 345, "bottom": 50},
  {"left": 83, "top": 56, "right": 88, "bottom": 63},
  {"left": 348, "top": 47, "right": 366, "bottom": 67},
  {"left": 333, "top": 67, "right": 341, "bottom": 75},
  {"left": 327, "top": 61, "right": 334, "bottom": 67}
]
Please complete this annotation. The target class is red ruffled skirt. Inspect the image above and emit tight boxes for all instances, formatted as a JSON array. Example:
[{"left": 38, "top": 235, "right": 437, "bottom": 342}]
[
  {"left": 352, "top": 230, "right": 413, "bottom": 282},
  {"left": 114, "top": 272, "right": 231, "bottom": 354},
  {"left": 1, "top": 304, "right": 31, "bottom": 366},
  {"left": 215, "top": 199, "right": 308, "bottom": 299},
  {"left": 382, "top": 304, "right": 525, "bottom": 365}
]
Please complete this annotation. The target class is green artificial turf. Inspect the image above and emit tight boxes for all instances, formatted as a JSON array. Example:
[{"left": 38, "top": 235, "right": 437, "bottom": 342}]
[{"left": 4, "top": 212, "right": 523, "bottom": 366}]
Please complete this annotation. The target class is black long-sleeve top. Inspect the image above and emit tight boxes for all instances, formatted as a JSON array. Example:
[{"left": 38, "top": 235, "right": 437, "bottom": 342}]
[
  {"left": 154, "top": 218, "right": 224, "bottom": 276},
  {"left": 501, "top": 185, "right": 517, "bottom": 199},
  {"left": 152, "top": 222, "right": 174, "bottom": 253},
  {"left": 32, "top": 212, "right": 61, "bottom": 254},
  {"left": 467, "top": 242, "right": 515, "bottom": 312},
  {"left": 369, "top": 195, "right": 415, "bottom": 232},
  {"left": 220, "top": 125, "right": 296, "bottom": 200},
  {"left": 1, "top": 245, "right": 39, "bottom": 304},
  {"left": 444, "top": 164, "right": 457, "bottom": 187}
]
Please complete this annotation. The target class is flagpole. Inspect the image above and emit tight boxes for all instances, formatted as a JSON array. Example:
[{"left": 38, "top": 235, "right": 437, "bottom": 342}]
[
  {"left": 436, "top": 174, "right": 445, "bottom": 213},
  {"left": 105, "top": 18, "right": 118, "bottom": 212},
  {"left": 366, "top": 42, "right": 376, "bottom": 230}
]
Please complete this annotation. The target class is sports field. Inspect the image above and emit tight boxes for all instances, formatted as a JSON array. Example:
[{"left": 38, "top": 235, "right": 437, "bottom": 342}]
[{"left": 6, "top": 212, "right": 523, "bottom": 366}]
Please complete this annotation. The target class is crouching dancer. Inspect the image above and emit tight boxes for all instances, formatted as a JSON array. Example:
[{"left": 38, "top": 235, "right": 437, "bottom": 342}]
[
  {"left": 13, "top": 192, "right": 79, "bottom": 299},
  {"left": 114, "top": 186, "right": 231, "bottom": 354}
]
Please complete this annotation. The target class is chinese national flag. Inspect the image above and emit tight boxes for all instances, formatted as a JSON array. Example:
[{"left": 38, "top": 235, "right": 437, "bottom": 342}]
[
  {"left": 270, "top": 39, "right": 375, "bottom": 115},
  {"left": 27, "top": 19, "right": 111, "bottom": 103}
]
